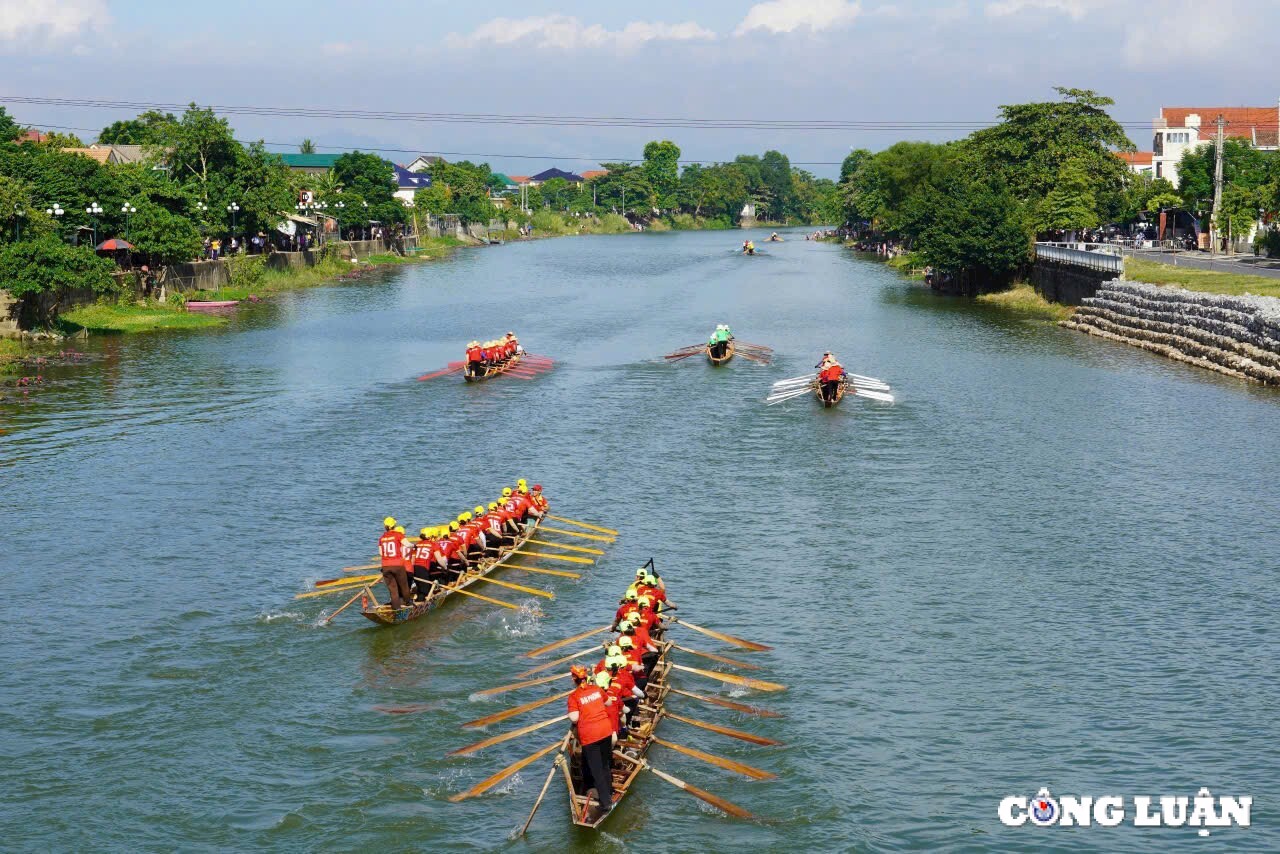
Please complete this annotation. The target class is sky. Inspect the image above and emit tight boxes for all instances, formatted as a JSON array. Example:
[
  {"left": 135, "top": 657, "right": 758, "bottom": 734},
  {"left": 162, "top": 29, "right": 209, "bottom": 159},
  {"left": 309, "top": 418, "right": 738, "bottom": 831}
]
[{"left": 2, "top": 0, "right": 1279, "bottom": 178}]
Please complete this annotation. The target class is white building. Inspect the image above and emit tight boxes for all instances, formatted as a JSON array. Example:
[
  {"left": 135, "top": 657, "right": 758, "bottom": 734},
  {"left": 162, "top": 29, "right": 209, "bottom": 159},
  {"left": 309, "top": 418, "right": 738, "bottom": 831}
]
[{"left": 1150, "top": 103, "right": 1279, "bottom": 187}]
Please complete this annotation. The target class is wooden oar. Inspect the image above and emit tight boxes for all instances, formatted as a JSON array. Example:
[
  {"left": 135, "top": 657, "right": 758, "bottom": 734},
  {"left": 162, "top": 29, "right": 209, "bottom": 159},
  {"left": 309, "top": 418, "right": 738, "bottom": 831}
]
[
  {"left": 852, "top": 388, "right": 895, "bottom": 403},
  {"left": 295, "top": 581, "right": 372, "bottom": 600},
  {"left": 672, "top": 663, "right": 786, "bottom": 692},
  {"left": 538, "top": 526, "right": 615, "bottom": 543},
  {"left": 517, "top": 643, "right": 604, "bottom": 678},
  {"left": 737, "top": 352, "right": 771, "bottom": 364},
  {"left": 665, "top": 711, "right": 783, "bottom": 746},
  {"left": 671, "top": 643, "right": 760, "bottom": 671},
  {"left": 525, "top": 539, "right": 605, "bottom": 556},
  {"left": 472, "top": 576, "right": 554, "bottom": 599},
  {"left": 616, "top": 755, "right": 756, "bottom": 819},
  {"left": 517, "top": 749, "right": 564, "bottom": 836},
  {"left": 341, "top": 562, "right": 379, "bottom": 573},
  {"left": 418, "top": 364, "right": 465, "bottom": 381},
  {"left": 736, "top": 341, "right": 773, "bottom": 351},
  {"left": 462, "top": 689, "right": 573, "bottom": 728},
  {"left": 448, "top": 739, "right": 564, "bottom": 801},
  {"left": 320, "top": 587, "right": 370, "bottom": 626},
  {"left": 765, "top": 389, "right": 813, "bottom": 406},
  {"left": 474, "top": 671, "right": 571, "bottom": 698},
  {"left": 523, "top": 624, "right": 611, "bottom": 658},
  {"left": 669, "top": 687, "right": 783, "bottom": 718},
  {"left": 652, "top": 736, "right": 776, "bottom": 780},
  {"left": 512, "top": 550, "right": 593, "bottom": 565},
  {"left": 504, "top": 562, "right": 581, "bottom": 580},
  {"left": 437, "top": 583, "right": 529, "bottom": 612},
  {"left": 317, "top": 571, "right": 381, "bottom": 587},
  {"left": 545, "top": 515, "right": 618, "bottom": 536},
  {"left": 671, "top": 619, "right": 772, "bottom": 651},
  {"left": 448, "top": 713, "right": 569, "bottom": 756}
]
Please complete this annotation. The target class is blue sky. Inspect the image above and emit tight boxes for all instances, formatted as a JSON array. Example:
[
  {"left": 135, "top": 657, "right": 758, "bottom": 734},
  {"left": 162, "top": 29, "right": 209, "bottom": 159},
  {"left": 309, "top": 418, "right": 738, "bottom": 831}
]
[{"left": 3, "top": 0, "right": 1278, "bottom": 178}]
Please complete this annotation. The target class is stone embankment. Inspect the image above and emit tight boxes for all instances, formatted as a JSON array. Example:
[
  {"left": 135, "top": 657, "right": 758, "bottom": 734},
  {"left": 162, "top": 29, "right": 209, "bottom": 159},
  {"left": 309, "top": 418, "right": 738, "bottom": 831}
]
[{"left": 1061, "top": 279, "right": 1280, "bottom": 385}]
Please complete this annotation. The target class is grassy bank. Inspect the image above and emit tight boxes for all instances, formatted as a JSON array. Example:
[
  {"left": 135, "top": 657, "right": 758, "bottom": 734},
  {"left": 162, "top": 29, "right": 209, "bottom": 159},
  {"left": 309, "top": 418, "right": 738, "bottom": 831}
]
[
  {"left": 976, "top": 285, "right": 1075, "bottom": 321},
  {"left": 886, "top": 253, "right": 927, "bottom": 279},
  {"left": 1125, "top": 257, "right": 1280, "bottom": 298},
  {"left": 1, "top": 339, "right": 26, "bottom": 373},
  {"left": 58, "top": 237, "right": 465, "bottom": 335}
]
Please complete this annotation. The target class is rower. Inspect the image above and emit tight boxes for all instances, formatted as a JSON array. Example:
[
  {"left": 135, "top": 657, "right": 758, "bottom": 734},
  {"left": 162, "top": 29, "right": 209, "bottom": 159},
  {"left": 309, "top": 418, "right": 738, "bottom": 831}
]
[
  {"left": 605, "top": 649, "right": 643, "bottom": 734},
  {"left": 616, "top": 635, "right": 647, "bottom": 695},
  {"left": 528, "top": 484, "right": 548, "bottom": 520},
  {"left": 483, "top": 503, "right": 503, "bottom": 556},
  {"left": 568, "top": 664, "right": 615, "bottom": 818},
  {"left": 377, "top": 517, "right": 412, "bottom": 610},
  {"left": 506, "top": 331, "right": 524, "bottom": 356},
  {"left": 465, "top": 340, "right": 483, "bottom": 375},
  {"left": 613, "top": 589, "right": 640, "bottom": 628},
  {"left": 409, "top": 527, "right": 440, "bottom": 601},
  {"left": 621, "top": 616, "right": 660, "bottom": 678},
  {"left": 817, "top": 353, "right": 847, "bottom": 404},
  {"left": 443, "top": 521, "right": 469, "bottom": 583}
]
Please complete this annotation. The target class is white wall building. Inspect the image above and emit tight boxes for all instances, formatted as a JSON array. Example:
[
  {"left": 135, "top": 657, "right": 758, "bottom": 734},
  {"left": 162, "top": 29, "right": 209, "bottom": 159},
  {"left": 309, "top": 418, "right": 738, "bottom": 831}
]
[{"left": 1151, "top": 103, "right": 1279, "bottom": 187}]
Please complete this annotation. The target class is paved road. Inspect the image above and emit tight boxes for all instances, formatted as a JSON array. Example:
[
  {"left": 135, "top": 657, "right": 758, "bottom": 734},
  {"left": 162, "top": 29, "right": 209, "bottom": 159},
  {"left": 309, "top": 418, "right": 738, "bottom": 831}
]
[{"left": 1126, "top": 247, "right": 1280, "bottom": 279}]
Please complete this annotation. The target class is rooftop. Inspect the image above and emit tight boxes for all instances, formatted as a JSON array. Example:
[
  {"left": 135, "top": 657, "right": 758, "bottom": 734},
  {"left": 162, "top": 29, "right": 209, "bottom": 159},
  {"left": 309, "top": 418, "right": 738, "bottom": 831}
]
[
  {"left": 1161, "top": 106, "right": 1279, "bottom": 147},
  {"left": 278, "top": 152, "right": 342, "bottom": 168},
  {"left": 1117, "top": 151, "right": 1153, "bottom": 166},
  {"left": 531, "top": 167, "right": 584, "bottom": 183}
]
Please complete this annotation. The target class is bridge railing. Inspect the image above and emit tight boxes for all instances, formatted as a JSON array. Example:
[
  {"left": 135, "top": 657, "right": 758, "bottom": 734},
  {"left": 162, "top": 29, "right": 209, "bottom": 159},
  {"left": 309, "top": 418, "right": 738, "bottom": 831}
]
[{"left": 1034, "top": 243, "right": 1124, "bottom": 274}]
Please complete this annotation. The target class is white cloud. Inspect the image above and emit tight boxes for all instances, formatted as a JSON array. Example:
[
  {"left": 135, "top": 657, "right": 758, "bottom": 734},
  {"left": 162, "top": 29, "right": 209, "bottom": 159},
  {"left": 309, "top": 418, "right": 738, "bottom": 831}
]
[
  {"left": 983, "top": 0, "right": 1108, "bottom": 20},
  {"left": 0, "top": 0, "right": 106, "bottom": 42},
  {"left": 735, "top": 0, "right": 862, "bottom": 35},
  {"left": 447, "top": 15, "right": 715, "bottom": 51},
  {"left": 1121, "top": 3, "right": 1242, "bottom": 65}
]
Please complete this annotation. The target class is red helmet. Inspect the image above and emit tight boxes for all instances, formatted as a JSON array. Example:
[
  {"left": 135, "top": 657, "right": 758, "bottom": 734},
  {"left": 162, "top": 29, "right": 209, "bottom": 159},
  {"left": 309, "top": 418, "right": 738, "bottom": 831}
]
[{"left": 532, "top": 484, "right": 542, "bottom": 491}]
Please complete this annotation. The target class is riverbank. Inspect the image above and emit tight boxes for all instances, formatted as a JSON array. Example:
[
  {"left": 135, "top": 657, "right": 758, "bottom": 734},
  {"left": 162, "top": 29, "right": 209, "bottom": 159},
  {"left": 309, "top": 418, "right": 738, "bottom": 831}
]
[
  {"left": 1125, "top": 257, "right": 1280, "bottom": 298},
  {"left": 55, "top": 239, "right": 464, "bottom": 336}
]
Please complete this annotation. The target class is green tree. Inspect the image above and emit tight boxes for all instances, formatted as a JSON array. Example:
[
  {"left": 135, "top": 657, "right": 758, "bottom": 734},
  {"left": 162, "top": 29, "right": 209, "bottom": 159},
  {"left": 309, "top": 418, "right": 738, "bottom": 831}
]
[
  {"left": 1144, "top": 178, "right": 1182, "bottom": 213},
  {"left": 540, "top": 177, "right": 570, "bottom": 209},
  {"left": 168, "top": 105, "right": 241, "bottom": 202},
  {"left": 0, "top": 106, "right": 22, "bottom": 143},
  {"left": 839, "top": 149, "right": 873, "bottom": 184},
  {"left": 0, "top": 236, "right": 117, "bottom": 326},
  {"left": 334, "top": 151, "right": 405, "bottom": 225},
  {"left": 1217, "top": 185, "right": 1261, "bottom": 246},
  {"left": 40, "top": 131, "right": 85, "bottom": 147},
  {"left": 97, "top": 111, "right": 179, "bottom": 145},
  {"left": 129, "top": 201, "right": 202, "bottom": 264},
  {"left": 969, "top": 87, "right": 1133, "bottom": 208},
  {"left": 1037, "top": 159, "right": 1100, "bottom": 233},
  {"left": 917, "top": 168, "right": 1031, "bottom": 290},
  {"left": 300, "top": 138, "right": 317, "bottom": 154},
  {"left": 642, "top": 140, "right": 681, "bottom": 211},
  {"left": 0, "top": 174, "right": 56, "bottom": 243},
  {"left": 1176, "top": 139, "right": 1276, "bottom": 213}
]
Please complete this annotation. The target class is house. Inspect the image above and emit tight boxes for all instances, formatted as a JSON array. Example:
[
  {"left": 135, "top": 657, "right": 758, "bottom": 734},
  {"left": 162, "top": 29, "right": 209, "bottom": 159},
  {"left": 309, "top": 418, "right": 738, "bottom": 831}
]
[
  {"left": 61, "top": 147, "right": 122, "bottom": 165},
  {"left": 18, "top": 129, "right": 46, "bottom": 143},
  {"left": 508, "top": 175, "right": 531, "bottom": 185},
  {"left": 529, "top": 167, "right": 584, "bottom": 185},
  {"left": 1117, "top": 151, "right": 1154, "bottom": 177},
  {"left": 407, "top": 155, "right": 445, "bottom": 173},
  {"left": 278, "top": 153, "right": 342, "bottom": 175},
  {"left": 581, "top": 169, "right": 608, "bottom": 181},
  {"left": 392, "top": 163, "right": 432, "bottom": 204},
  {"left": 1150, "top": 103, "right": 1279, "bottom": 186}
]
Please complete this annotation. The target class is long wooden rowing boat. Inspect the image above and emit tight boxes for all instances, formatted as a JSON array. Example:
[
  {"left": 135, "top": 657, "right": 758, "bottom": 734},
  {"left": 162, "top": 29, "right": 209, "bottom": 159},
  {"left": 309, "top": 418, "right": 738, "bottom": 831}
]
[
  {"left": 563, "top": 641, "right": 672, "bottom": 826},
  {"left": 361, "top": 517, "right": 542, "bottom": 625},
  {"left": 706, "top": 340, "right": 734, "bottom": 366},
  {"left": 815, "top": 377, "right": 848, "bottom": 408},
  {"left": 464, "top": 354, "right": 523, "bottom": 382}
]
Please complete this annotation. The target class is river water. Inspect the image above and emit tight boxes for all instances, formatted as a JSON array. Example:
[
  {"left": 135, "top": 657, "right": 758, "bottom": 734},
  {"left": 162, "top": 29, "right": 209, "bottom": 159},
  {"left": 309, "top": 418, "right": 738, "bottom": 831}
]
[{"left": 2, "top": 229, "right": 1278, "bottom": 852}]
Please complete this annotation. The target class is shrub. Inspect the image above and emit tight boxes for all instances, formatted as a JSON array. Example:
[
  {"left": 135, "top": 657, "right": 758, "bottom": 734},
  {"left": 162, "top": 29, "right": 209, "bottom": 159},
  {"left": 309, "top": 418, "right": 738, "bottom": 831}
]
[
  {"left": 0, "top": 237, "right": 117, "bottom": 327},
  {"left": 225, "top": 253, "right": 266, "bottom": 291}
]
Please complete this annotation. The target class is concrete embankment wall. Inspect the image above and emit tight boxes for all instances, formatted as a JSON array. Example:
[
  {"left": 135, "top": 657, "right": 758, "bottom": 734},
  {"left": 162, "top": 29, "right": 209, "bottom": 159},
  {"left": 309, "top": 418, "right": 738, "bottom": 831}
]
[
  {"left": 1061, "top": 279, "right": 1280, "bottom": 385},
  {"left": 1031, "top": 259, "right": 1113, "bottom": 305}
]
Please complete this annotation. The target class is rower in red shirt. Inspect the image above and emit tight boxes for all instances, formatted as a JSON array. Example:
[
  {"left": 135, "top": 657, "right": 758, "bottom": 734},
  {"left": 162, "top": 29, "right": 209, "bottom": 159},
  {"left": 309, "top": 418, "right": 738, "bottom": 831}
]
[
  {"left": 595, "top": 671, "right": 621, "bottom": 736},
  {"left": 817, "top": 353, "right": 847, "bottom": 404},
  {"left": 465, "top": 340, "right": 484, "bottom": 372},
  {"left": 604, "top": 651, "right": 642, "bottom": 735},
  {"left": 567, "top": 665, "right": 615, "bottom": 818},
  {"left": 614, "top": 590, "right": 640, "bottom": 628},
  {"left": 483, "top": 502, "right": 504, "bottom": 556},
  {"left": 442, "top": 521, "right": 469, "bottom": 583},
  {"left": 377, "top": 517, "right": 412, "bottom": 610}
]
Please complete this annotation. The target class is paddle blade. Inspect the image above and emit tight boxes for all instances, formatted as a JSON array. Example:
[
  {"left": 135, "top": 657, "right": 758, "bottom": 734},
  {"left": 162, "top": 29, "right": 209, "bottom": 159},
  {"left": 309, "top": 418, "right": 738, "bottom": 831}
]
[
  {"left": 512, "top": 550, "right": 593, "bottom": 565},
  {"left": 672, "top": 644, "right": 760, "bottom": 671},
  {"left": 669, "top": 687, "right": 783, "bottom": 718},
  {"left": 418, "top": 365, "right": 464, "bottom": 381},
  {"left": 474, "top": 671, "right": 570, "bottom": 698},
  {"left": 462, "top": 689, "right": 573, "bottom": 728},
  {"left": 517, "top": 643, "right": 603, "bottom": 678},
  {"left": 449, "top": 739, "right": 563, "bottom": 801},
  {"left": 666, "top": 712, "right": 783, "bottom": 746},
  {"left": 672, "top": 663, "right": 786, "bottom": 693},
  {"left": 645, "top": 764, "right": 757, "bottom": 819},
  {"left": 448, "top": 713, "right": 568, "bottom": 756},
  {"left": 652, "top": 736, "right": 777, "bottom": 780},
  {"left": 504, "top": 562, "right": 582, "bottom": 580},
  {"left": 524, "top": 624, "right": 611, "bottom": 658},
  {"left": 545, "top": 515, "right": 618, "bottom": 536},
  {"left": 673, "top": 620, "right": 772, "bottom": 651}
]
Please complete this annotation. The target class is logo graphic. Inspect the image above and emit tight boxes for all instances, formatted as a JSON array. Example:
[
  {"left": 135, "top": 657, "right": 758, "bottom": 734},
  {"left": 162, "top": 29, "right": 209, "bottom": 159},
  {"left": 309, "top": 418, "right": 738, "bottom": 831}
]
[{"left": 1029, "top": 788, "right": 1058, "bottom": 826}]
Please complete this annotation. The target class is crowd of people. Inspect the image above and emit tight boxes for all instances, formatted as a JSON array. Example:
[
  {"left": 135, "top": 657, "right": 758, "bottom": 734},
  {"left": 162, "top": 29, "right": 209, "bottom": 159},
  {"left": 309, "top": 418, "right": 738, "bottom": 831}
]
[
  {"left": 376, "top": 480, "right": 549, "bottom": 610},
  {"left": 465, "top": 332, "right": 524, "bottom": 376},
  {"left": 567, "top": 564, "right": 672, "bottom": 819}
]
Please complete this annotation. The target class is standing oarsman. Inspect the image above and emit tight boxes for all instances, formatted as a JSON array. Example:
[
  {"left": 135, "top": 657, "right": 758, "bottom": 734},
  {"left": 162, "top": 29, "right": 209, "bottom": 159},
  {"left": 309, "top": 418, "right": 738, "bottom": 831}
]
[
  {"left": 568, "top": 664, "right": 615, "bottom": 818},
  {"left": 816, "top": 352, "right": 846, "bottom": 404},
  {"left": 377, "top": 517, "right": 412, "bottom": 610},
  {"left": 465, "top": 340, "right": 484, "bottom": 376}
]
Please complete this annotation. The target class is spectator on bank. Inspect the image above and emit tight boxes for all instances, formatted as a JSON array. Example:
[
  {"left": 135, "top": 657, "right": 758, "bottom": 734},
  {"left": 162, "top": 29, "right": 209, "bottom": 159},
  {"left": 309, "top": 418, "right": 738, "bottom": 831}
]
[{"left": 211, "top": 238, "right": 221, "bottom": 260}]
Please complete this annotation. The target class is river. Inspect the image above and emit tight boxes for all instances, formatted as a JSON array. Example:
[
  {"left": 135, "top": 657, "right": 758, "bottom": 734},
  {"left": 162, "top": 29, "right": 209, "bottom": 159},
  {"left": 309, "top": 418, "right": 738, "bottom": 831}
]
[{"left": 2, "top": 229, "right": 1277, "bottom": 852}]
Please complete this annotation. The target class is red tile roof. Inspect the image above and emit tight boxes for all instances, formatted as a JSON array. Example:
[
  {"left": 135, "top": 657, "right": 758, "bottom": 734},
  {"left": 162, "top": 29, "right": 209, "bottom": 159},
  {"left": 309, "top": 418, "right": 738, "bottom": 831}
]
[
  {"left": 581, "top": 169, "right": 608, "bottom": 180},
  {"left": 1161, "top": 106, "right": 1279, "bottom": 147},
  {"left": 19, "top": 129, "right": 46, "bottom": 143},
  {"left": 508, "top": 175, "right": 531, "bottom": 184},
  {"left": 1117, "top": 151, "right": 1153, "bottom": 166}
]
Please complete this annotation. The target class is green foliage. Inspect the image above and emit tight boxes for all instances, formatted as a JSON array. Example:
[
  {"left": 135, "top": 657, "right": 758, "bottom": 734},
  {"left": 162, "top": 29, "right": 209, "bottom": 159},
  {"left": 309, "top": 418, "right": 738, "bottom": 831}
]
[
  {"left": 129, "top": 202, "right": 202, "bottom": 264},
  {"left": 916, "top": 166, "right": 1031, "bottom": 285},
  {"left": 840, "top": 149, "right": 873, "bottom": 183},
  {"left": 0, "top": 237, "right": 117, "bottom": 326},
  {"left": 423, "top": 160, "right": 497, "bottom": 224},
  {"left": 1176, "top": 139, "right": 1279, "bottom": 212},
  {"left": 97, "top": 111, "right": 179, "bottom": 145},
  {"left": 0, "top": 174, "right": 56, "bottom": 242},
  {"left": 300, "top": 138, "right": 316, "bottom": 154},
  {"left": 642, "top": 140, "right": 681, "bottom": 210},
  {"left": 334, "top": 151, "right": 405, "bottom": 225},
  {"left": 968, "top": 87, "right": 1132, "bottom": 220},
  {"left": 1216, "top": 185, "right": 1261, "bottom": 242},
  {"left": 1037, "top": 159, "right": 1100, "bottom": 232},
  {"left": 40, "top": 131, "right": 85, "bottom": 147},
  {"left": 225, "top": 252, "right": 266, "bottom": 290},
  {"left": 0, "top": 106, "right": 21, "bottom": 143}
]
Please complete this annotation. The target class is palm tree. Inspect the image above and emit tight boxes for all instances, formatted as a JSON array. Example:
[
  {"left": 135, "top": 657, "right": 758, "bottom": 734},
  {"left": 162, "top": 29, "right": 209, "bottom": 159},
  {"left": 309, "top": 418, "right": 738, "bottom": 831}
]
[{"left": 300, "top": 139, "right": 316, "bottom": 154}]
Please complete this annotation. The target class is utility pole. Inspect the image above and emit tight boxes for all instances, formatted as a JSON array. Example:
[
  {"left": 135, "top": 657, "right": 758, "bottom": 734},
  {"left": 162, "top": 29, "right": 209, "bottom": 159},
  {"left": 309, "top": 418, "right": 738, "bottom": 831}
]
[{"left": 1211, "top": 114, "right": 1227, "bottom": 255}]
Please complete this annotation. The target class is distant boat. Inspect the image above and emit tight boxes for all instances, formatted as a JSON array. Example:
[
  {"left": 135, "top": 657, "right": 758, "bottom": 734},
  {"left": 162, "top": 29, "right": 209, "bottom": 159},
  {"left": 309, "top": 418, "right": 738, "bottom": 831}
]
[{"left": 186, "top": 300, "right": 240, "bottom": 311}]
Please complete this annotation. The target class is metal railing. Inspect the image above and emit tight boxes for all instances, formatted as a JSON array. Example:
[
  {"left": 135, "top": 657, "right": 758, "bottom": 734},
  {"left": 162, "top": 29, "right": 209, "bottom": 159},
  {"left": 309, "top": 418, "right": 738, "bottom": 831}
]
[{"left": 1034, "top": 243, "right": 1124, "bottom": 274}]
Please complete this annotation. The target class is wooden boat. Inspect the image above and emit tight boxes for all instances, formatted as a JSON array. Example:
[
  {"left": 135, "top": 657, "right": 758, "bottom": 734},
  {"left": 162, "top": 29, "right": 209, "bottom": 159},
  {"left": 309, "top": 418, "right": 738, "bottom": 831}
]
[
  {"left": 815, "top": 377, "right": 848, "bottom": 408},
  {"left": 186, "top": 300, "right": 239, "bottom": 311},
  {"left": 360, "top": 517, "right": 541, "bottom": 625},
  {"left": 464, "top": 354, "right": 523, "bottom": 382},
  {"left": 563, "top": 642, "right": 672, "bottom": 827},
  {"left": 706, "top": 340, "right": 734, "bottom": 366}
]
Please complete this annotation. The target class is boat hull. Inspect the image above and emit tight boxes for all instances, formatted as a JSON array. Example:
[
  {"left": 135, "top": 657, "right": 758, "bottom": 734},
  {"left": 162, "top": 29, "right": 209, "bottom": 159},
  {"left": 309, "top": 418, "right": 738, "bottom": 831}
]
[
  {"left": 707, "top": 340, "right": 734, "bottom": 366},
  {"left": 815, "top": 378, "right": 847, "bottom": 408},
  {"left": 464, "top": 354, "right": 523, "bottom": 382}
]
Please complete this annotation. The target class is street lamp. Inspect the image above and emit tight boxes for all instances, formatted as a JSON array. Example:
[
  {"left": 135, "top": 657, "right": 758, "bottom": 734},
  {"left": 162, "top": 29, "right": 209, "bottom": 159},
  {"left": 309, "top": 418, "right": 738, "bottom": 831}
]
[
  {"left": 86, "top": 201, "right": 103, "bottom": 246},
  {"left": 335, "top": 201, "right": 345, "bottom": 238},
  {"left": 226, "top": 202, "right": 240, "bottom": 239},
  {"left": 121, "top": 204, "right": 137, "bottom": 239}
]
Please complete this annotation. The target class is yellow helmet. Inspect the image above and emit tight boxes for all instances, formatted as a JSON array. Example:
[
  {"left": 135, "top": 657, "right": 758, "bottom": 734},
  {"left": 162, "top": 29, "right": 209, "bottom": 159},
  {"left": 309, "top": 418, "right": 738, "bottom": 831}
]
[
  {"left": 419, "top": 527, "right": 432, "bottom": 538},
  {"left": 474, "top": 505, "right": 485, "bottom": 516},
  {"left": 618, "top": 636, "right": 634, "bottom": 649},
  {"left": 463, "top": 512, "right": 473, "bottom": 522},
  {"left": 624, "top": 590, "right": 639, "bottom": 602},
  {"left": 594, "top": 671, "right": 611, "bottom": 689},
  {"left": 517, "top": 484, "right": 528, "bottom": 494},
  {"left": 637, "top": 595, "right": 652, "bottom": 609},
  {"left": 643, "top": 574, "right": 657, "bottom": 586},
  {"left": 517, "top": 478, "right": 527, "bottom": 488},
  {"left": 394, "top": 525, "right": 405, "bottom": 534},
  {"left": 635, "top": 567, "right": 647, "bottom": 578},
  {"left": 449, "top": 521, "right": 460, "bottom": 532},
  {"left": 616, "top": 618, "right": 632, "bottom": 632},
  {"left": 502, "top": 487, "right": 513, "bottom": 497},
  {"left": 606, "top": 645, "right": 622, "bottom": 657},
  {"left": 383, "top": 517, "right": 397, "bottom": 528},
  {"left": 488, "top": 502, "right": 498, "bottom": 511},
  {"left": 606, "top": 654, "right": 627, "bottom": 670}
]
